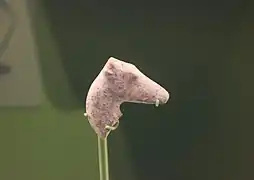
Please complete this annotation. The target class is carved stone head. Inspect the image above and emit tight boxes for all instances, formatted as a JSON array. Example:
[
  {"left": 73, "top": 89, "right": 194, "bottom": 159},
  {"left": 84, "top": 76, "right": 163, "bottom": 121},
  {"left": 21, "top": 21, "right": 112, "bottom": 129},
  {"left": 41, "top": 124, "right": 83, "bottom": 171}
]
[{"left": 85, "top": 57, "right": 170, "bottom": 138}]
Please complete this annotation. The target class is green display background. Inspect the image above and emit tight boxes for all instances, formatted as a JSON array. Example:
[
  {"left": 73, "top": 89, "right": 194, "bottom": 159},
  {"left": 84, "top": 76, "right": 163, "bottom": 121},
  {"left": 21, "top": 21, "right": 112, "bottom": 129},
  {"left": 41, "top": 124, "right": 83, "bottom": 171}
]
[{"left": 0, "top": 0, "right": 254, "bottom": 180}]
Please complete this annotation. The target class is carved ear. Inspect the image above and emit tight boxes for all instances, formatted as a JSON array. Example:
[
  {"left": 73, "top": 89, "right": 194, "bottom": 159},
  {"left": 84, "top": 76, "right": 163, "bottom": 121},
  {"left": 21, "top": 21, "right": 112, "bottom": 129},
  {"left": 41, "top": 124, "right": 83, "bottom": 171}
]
[
  {"left": 104, "top": 60, "right": 116, "bottom": 76},
  {"left": 108, "top": 62, "right": 116, "bottom": 71}
]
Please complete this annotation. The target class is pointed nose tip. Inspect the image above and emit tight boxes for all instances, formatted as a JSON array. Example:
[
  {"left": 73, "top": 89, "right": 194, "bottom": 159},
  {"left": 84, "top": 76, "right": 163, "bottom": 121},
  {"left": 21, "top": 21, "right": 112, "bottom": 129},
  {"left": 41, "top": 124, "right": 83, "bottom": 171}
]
[
  {"left": 158, "top": 88, "right": 170, "bottom": 104},
  {"left": 165, "top": 91, "right": 170, "bottom": 103}
]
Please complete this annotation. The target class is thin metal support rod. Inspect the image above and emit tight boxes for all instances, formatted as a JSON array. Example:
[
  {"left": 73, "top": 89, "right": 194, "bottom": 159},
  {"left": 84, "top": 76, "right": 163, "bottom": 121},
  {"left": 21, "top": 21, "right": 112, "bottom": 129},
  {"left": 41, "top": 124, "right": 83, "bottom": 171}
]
[{"left": 97, "top": 136, "right": 109, "bottom": 180}]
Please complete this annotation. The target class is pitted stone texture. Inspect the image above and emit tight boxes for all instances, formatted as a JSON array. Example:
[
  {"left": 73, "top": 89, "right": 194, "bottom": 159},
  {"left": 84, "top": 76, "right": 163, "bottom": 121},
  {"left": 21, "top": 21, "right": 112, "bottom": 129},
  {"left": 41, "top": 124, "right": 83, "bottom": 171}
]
[{"left": 85, "top": 57, "right": 170, "bottom": 138}]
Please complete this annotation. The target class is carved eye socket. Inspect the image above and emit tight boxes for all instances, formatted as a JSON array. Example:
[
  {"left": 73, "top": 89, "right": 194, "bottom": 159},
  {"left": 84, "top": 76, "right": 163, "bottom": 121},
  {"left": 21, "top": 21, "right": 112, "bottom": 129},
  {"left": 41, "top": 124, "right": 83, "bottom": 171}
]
[{"left": 129, "top": 72, "right": 138, "bottom": 82}]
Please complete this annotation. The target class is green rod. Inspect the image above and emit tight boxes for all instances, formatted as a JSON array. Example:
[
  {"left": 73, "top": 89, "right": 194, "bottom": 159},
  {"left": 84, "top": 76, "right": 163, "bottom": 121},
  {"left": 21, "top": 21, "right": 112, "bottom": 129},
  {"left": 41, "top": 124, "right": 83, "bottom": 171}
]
[{"left": 97, "top": 136, "right": 109, "bottom": 180}]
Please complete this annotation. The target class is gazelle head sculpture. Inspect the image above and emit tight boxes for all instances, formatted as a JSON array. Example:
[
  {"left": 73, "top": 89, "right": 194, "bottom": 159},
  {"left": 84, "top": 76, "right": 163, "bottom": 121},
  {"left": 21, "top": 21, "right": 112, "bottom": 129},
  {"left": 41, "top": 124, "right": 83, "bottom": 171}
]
[{"left": 85, "top": 57, "right": 170, "bottom": 138}]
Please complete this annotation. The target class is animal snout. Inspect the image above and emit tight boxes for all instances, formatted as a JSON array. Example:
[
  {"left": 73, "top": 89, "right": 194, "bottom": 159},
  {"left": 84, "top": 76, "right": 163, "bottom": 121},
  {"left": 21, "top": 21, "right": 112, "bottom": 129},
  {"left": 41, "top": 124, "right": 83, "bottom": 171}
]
[{"left": 156, "top": 87, "right": 170, "bottom": 105}]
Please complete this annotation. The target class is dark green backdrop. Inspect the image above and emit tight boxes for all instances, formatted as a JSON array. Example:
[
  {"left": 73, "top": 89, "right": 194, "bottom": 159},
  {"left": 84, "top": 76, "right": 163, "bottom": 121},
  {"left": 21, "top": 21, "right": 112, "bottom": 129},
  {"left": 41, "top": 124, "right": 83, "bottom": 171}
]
[{"left": 0, "top": 0, "right": 254, "bottom": 180}]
